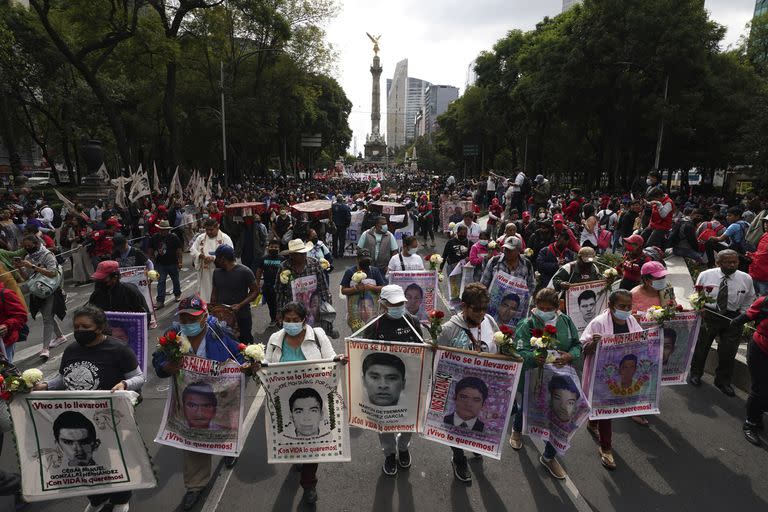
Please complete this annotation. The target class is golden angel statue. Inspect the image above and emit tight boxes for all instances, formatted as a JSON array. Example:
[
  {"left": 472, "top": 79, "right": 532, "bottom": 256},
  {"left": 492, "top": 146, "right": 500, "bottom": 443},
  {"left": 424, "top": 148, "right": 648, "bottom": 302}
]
[{"left": 366, "top": 32, "right": 381, "bottom": 56}]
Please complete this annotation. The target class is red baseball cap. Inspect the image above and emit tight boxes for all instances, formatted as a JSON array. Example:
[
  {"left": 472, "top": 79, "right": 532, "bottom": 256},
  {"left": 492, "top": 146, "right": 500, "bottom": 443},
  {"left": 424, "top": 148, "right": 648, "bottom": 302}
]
[
  {"left": 623, "top": 234, "right": 644, "bottom": 247},
  {"left": 522, "top": 211, "right": 531, "bottom": 219},
  {"left": 176, "top": 295, "right": 208, "bottom": 316},
  {"left": 91, "top": 260, "right": 119, "bottom": 281},
  {"left": 106, "top": 218, "right": 121, "bottom": 228},
  {"left": 553, "top": 213, "right": 564, "bottom": 223}
]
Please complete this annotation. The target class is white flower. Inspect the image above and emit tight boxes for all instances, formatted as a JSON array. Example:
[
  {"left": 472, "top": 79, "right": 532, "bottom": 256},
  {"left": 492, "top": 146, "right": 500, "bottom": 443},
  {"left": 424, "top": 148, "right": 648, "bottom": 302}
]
[
  {"left": 430, "top": 254, "right": 443, "bottom": 265},
  {"left": 279, "top": 270, "right": 292, "bottom": 284},
  {"left": 438, "top": 273, "right": 444, "bottom": 282},
  {"left": 488, "top": 241, "right": 497, "bottom": 250},
  {"left": 244, "top": 343, "right": 265, "bottom": 361},
  {"left": 645, "top": 306, "right": 663, "bottom": 321},
  {"left": 179, "top": 337, "right": 192, "bottom": 354},
  {"left": 147, "top": 270, "right": 160, "bottom": 282},
  {"left": 351, "top": 271, "right": 367, "bottom": 284},
  {"left": 21, "top": 368, "right": 44, "bottom": 387},
  {"left": 448, "top": 222, "right": 457, "bottom": 231},
  {"left": 493, "top": 332, "right": 505, "bottom": 344},
  {"left": 531, "top": 337, "right": 546, "bottom": 349},
  {"left": 524, "top": 248, "right": 534, "bottom": 257},
  {"left": 546, "top": 353, "right": 557, "bottom": 364},
  {"left": 320, "top": 259, "right": 330, "bottom": 270},
  {"left": 603, "top": 268, "right": 618, "bottom": 279}
]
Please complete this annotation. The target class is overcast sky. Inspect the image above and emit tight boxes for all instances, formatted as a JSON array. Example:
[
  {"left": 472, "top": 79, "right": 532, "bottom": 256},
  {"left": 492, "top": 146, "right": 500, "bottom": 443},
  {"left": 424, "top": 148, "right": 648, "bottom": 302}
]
[{"left": 325, "top": 0, "right": 757, "bottom": 155}]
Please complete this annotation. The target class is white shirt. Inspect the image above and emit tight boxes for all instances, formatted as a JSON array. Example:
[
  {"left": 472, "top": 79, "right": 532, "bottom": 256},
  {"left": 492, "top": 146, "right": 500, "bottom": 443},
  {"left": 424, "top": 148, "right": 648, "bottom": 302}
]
[
  {"left": 455, "top": 415, "right": 478, "bottom": 429},
  {"left": 510, "top": 172, "right": 525, "bottom": 193},
  {"left": 695, "top": 268, "right": 755, "bottom": 314},
  {"left": 388, "top": 252, "right": 425, "bottom": 272},
  {"left": 455, "top": 221, "right": 481, "bottom": 242},
  {"left": 486, "top": 177, "right": 496, "bottom": 191}
]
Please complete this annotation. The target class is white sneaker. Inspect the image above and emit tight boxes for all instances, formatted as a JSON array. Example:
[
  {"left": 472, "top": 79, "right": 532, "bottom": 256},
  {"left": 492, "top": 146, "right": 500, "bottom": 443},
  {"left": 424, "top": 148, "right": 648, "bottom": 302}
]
[
  {"left": 39, "top": 349, "right": 50, "bottom": 359},
  {"left": 111, "top": 504, "right": 130, "bottom": 512},
  {"left": 49, "top": 336, "right": 68, "bottom": 348},
  {"left": 83, "top": 502, "right": 108, "bottom": 512}
]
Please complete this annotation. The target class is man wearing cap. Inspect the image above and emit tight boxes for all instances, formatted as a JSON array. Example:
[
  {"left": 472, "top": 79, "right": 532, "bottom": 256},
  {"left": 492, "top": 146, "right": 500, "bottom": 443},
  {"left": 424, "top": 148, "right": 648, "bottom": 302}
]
[
  {"left": 552, "top": 213, "right": 580, "bottom": 253},
  {"left": 618, "top": 234, "right": 652, "bottom": 290},
  {"left": 331, "top": 194, "right": 351, "bottom": 258},
  {"left": 152, "top": 296, "right": 245, "bottom": 510},
  {"left": 111, "top": 233, "right": 153, "bottom": 269},
  {"left": 210, "top": 245, "right": 259, "bottom": 344},
  {"left": 537, "top": 230, "right": 576, "bottom": 292},
  {"left": 360, "top": 284, "right": 424, "bottom": 476},
  {"left": 276, "top": 239, "right": 332, "bottom": 331},
  {"left": 358, "top": 216, "right": 399, "bottom": 275},
  {"left": 551, "top": 247, "right": 600, "bottom": 295},
  {"left": 148, "top": 219, "right": 184, "bottom": 308},
  {"left": 190, "top": 218, "right": 233, "bottom": 303},
  {"left": 88, "top": 260, "right": 151, "bottom": 323},
  {"left": 641, "top": 187, "right": 675, "bottom": 249},
  {"left": 481, "top": 236, "right": 535, "bottom": 293},
  {"left": 532, "top": 174, "right": 551, "bottom": 212},
  {"left": 562, "top": 188, "right": 584, "bottom": 224}
]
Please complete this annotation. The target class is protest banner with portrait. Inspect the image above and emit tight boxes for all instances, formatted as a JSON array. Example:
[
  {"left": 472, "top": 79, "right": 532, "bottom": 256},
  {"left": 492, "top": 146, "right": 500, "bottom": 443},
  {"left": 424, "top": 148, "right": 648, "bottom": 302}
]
[
  {"left": 565, "top": 280, "right": 608, "bottom": 333},
  {"left": 346, "top": 288, "right": 380, "bottom": 333},
  {"left": 522, "top": 364, "right": 590, "bottom": 454},
  {"left": 440, "top": 200, "right": 473, "bottom": 232},
  {"left": 422, "top": 348, "right": 522, "bottom": 460},
  {"left": 119, "top": 266, "right": 157, "bottom": 328},
  {"left": 155, "top": 355, "right": 245, "bottom": 456},
  {"left": 291, "top": 275, "right": 319, "bottom": 326},
  {"left": 388, "top": 270, "right": 438, "bottom": 323},
  {"left": 258, "top": 359, "right": 351, "bottom": 463},
  {"left": 10, "top": 390, "right": 156, "bottom": 502},
  {"left": 105, "top": 311, "right": 148, "bottom": 374},
  {"left": 640, "top": 311, "right": 702, "bottom": 385},
  {"left": 346, "top": 338, "right": 431, "bottom": 433},
  {"left": 343, "top": 210, "right": 365, "bottom": 257},
  {"left": 488, "top": 271, "right": 530, "bottom": 328},
  {"left": 585, "top": 328, "right": 663, "bottom": 420}
]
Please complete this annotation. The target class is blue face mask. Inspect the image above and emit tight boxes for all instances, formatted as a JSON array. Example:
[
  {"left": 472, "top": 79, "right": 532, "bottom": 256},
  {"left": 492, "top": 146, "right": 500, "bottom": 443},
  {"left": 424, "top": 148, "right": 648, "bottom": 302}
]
[
  {"left": 650, "top": 279, "right": 667, "bottom": 291},
  {"left": 479, "top": 240, "right": 489, "bottom": 246},
  {"left": 537, "top": 310, "right": 557, "bottom": 322},
  {"left": 180, "top": 321, "right": 204, "bottom": 337},
  {"left": 386, "top": 305, "right": 406, "bottom": 319},
  {"left": 613, "top": 309, "right": 632, "bottom": 321},
  {"left": 283, "top": 322, "right": 304, "bottom": 336},
  {"left": 381, "top": 224, "right": 388, "bottom": 233}
]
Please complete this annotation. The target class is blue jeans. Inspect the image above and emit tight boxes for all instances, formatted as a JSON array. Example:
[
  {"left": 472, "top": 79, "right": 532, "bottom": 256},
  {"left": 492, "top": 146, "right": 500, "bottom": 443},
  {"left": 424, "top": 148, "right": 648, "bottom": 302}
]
[
  {"left": 673, "top": 247, "right": 706, "bottom": 264},
  {"left": 156, "top": 263, "right": 181, "bottom": 304},
  {"left": 512, "top": 401, "right": 557, "bottom": 459},
  {"left": 755, "top": 280, "right": 768, "bottom": 297},
  {"left": 4, "top": 343, "right": 14, "bottom": 362}
]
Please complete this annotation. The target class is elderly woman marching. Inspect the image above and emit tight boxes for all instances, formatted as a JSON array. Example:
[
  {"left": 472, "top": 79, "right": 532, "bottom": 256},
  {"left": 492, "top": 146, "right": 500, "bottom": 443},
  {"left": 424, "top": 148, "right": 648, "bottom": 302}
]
[{"left": 508, "top": 288, "right": 581, "bottom": 480}]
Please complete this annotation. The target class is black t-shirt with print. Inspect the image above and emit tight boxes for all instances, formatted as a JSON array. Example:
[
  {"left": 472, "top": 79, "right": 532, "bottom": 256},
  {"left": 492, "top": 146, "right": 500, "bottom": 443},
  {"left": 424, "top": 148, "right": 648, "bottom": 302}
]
[
  {"left": 254, "top": 253, "right": 283, "bottom": 286},
  {"left": 360, "top": 314, "right": 423, "bottom": 343},
  {"left": 59, "top": 337, "right": 139, "bottom": 390},
  {"left": 150, "top": 232, "right": 182, "bottom": 265}
]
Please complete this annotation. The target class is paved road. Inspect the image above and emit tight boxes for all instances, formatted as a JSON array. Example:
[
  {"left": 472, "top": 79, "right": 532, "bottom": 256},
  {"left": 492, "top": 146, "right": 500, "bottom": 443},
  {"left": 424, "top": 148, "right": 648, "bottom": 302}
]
[{"left": 1, "top": 239, "right": 767, "bottom": 512}]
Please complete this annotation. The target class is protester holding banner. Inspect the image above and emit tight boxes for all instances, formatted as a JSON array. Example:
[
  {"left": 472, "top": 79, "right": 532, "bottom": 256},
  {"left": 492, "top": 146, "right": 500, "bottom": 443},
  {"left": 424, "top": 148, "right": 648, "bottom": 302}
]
[
  {"left": 468, "top": 231, "right": 498, "bottom": 282},
  {"left": 151, "top": 296, "right": 244, "bottom": 511},
  {"left": 88, "top": 260, "right": 152, "bottom": 323},
  {"left": 551, "top": 247, "right": 600, "bottom": 294},
  {"left": 440, "top": 224, "right": 471, "bottom": 276},
  {"left": 356, "top": 284, "right": 425, "bottom": 475},
  {"left": 536, "top": 231, "right": 577, "bottom": 293},
  {"left": 111, "top": 233, "right": 153, "bottom": 270},
  {"left": 357, "top": 216, "right": 399, "bottom": 275},
  {"left": 580, "top": 289, "right": 642, "bottom": 470},
  {"left": 255, "top": 302, "right": 344, "bottom": 506},
  {"left": 630, "top": 261, "right": 676, "bottom": 314},
  {"left": 508, "top": 288, "right": 581, "bottom": 479},
  {"left": 276, "top": 238, "right": 331, "bottom": 327},
  {"left": 481, "top": 236, "right": 535, "bottom": 293},
  {"left": 388, "top": 236, "right": 425, "bottom": 272},
  {"left": 33, "top": 304, "right": 145, "bottom": 512},
  {"left": 436, "top": 283, "right": 501, "bottom": 483}
]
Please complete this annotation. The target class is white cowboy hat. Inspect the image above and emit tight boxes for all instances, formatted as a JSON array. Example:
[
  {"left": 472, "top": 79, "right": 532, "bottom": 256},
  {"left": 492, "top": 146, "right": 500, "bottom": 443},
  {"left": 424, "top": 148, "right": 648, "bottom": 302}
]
[{"left": 280, "top": 238, "right": 311, "bottom": 255}]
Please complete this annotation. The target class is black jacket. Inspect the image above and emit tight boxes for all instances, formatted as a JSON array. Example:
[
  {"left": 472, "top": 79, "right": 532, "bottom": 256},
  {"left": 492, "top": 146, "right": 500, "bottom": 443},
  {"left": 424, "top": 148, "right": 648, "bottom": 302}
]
[{"left": 88, "top": 282, "right": 151, "bottom": 323}]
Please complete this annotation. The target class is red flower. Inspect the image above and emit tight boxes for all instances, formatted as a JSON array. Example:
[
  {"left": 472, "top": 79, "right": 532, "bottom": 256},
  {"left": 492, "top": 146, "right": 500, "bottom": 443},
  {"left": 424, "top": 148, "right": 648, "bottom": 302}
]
[
  {"left": 429, "top": 310, "right": 445, "bottom": 319},
  {"left": 705, "top": 286, "right": 714, "bottom": 293},
  {"left": 500, "top": 325, "right": 515, "bottom": 336},
  {"left": 159, "top": 336, "right": 168, "bottom": 346},
  {"left": 238, "top": 343, "right": 247, "bottom": 352},
  {"left": 667, "top": 300, "right": 675, "bottom": 306},
  {"left": 531, "top": 328, "right": 544, "bottom": 338},
  {"left": 694, "top": 285, "right": 704, "bottom": 292},
  {"left": 0, "top": 391, "right": 10, "bottom": 401},
  {"left": 167, "top": 331, "right": 177, "bottom": 341},
  {"left": 0, "top": 375, "right": 4, "bottom": 386},
  {"left": 544, "top": 324, "right": 557, "bottom": 335},
  {"left": 675, "top": 305, "right": 684, "bottom": 311},
  {"left": 424, "top": 255, "right": 431, "bottom": 261}
]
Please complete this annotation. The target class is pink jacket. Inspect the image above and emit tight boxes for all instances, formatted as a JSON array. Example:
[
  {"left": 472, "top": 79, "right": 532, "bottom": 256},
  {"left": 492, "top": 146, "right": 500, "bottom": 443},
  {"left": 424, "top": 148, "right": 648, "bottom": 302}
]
[
  {"left": 580, "top": 310, "right": 643, "bottom": 395},
  {"left": 469, "top": 242, "right": 490, "bottom": 266}
]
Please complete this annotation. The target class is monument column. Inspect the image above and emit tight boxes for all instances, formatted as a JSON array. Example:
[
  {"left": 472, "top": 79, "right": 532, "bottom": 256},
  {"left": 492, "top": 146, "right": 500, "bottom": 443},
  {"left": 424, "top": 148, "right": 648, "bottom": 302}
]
[
  {"left": 364, "top": 33, "right": 387, "bottom": 163},
  {"left": 370, "top": 55, "right": 382, "bottom": 137}
]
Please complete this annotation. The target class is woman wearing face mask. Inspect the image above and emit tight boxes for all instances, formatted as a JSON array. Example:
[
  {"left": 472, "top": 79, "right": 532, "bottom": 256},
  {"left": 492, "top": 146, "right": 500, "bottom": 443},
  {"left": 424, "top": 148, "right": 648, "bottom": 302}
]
[
  {"left": 469, "top": 231, "right": 497, "bottom": 282},
  {"left": 580, "top": 289, "right": 643, "bottom": 470},
  {"left": 630, "top": 261, "right": 676, "bottom": 315},
  {"left": 247, "top": 302, "right": 344, "bottom": 506},
  {"left": 152, "top": 295, "right": 244, "bottom": 510},
  {"left": 34, "top": 304, "right": 144, "bottom": 512},
  {"left": 508, "top": 288, "right": 581, "bottom": 481}
]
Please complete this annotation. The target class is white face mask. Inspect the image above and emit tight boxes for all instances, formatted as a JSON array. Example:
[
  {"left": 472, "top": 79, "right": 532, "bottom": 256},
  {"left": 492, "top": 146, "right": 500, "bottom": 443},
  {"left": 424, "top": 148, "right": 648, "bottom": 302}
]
[{"left": 650, "top": 279, "right": 667, "bottom": 291}]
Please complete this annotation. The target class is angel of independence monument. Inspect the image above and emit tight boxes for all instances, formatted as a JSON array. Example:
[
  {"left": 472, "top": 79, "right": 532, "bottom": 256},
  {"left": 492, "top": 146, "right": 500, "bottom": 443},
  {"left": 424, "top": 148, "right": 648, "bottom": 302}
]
[{"left": 364, "top": 33, "right": 387, "bottom": 163}]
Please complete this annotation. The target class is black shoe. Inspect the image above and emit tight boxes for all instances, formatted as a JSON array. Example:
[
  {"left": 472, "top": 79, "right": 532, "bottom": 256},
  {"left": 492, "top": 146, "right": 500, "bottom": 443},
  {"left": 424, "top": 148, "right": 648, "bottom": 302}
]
[
  {"left": 398, "top": 450, "right": 411, "bottom": 469},
  {"left": 292, "top": 463, "right": 304, "bottom": 472},
  {"left": 301, "top": 486, "right": 318, "bottom": 505},
  {"left": 744, "top": 427, "right": 762, "bottom": 446},
  {"left": 329, "top": 329, "right": 340, "bottom": 340},
  {"left": 224, "top": 456, "right": 237, "bottom": 469},
  {"left": 472, "top": 452, "right": 483, "bottom": 460},
  {"left": 382, "top": 454, "right": 397, "bottom": 476},
  {"left": 688, "top": 375, "right": 702, "bottom": 387},
  {"left": 715, "top": 381, "right": 736, "bottom": 397},
  {"left": 452, "top": 457, "right": 471, "bottom": 483},
  {"left": 182, "top": 490, "right": 202, "bottom": 511}
]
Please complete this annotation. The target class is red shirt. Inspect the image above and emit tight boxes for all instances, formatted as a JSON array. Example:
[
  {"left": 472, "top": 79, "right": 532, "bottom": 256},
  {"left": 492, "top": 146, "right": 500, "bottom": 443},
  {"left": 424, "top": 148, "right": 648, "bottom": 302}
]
[
  {"left": 746, "top": 296, "right": 768, "bottom": 356},
  {"left": 749, "top": 232, "right": 768, "bottom": 282},
  {"left": 649, "top": 195, "right": 674, "bottom": 231},
  {"left": 619, "top": 253, "right": 651, "bottom": 285},
  {"left": 0, "top": 284, "right": 28, "bottom": 347}
]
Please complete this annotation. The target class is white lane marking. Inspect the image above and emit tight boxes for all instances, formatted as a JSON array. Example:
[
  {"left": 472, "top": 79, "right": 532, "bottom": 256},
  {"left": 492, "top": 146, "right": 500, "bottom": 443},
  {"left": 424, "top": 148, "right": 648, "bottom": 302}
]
[
  {"left": 533, "top": 443, "right": 595, "bottom": 512},
  {"left": 200, "top": 388, "right": 265, "bottom": 512}
]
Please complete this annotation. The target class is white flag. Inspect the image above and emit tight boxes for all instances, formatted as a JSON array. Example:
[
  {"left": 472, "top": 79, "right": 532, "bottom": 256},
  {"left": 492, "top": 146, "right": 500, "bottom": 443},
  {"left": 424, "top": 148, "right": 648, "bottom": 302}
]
[
  {"left": 217, "top": 182, "right": 223, "bottom": 197},
  {"left": 53, "top": 188, "right": 75, "bottom": 210},
  {"left": 153, "top": 162, "right": 161, "bottom": 194},
  {"left": 95, "top": 163, "right": 110, "bottom": 182},
  {"left": 128, "top": 165, "right": 151, "bottom": 203},
  {"left": 111, "top": 176, "right": 132, "bottom": 209},
  {"left": 168, "top": 166, "right": 182, "bottom": 199}
]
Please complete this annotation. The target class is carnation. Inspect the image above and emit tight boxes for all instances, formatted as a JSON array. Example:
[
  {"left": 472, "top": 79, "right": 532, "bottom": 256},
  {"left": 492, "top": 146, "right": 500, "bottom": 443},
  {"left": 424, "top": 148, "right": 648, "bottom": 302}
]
[
  {"left": 351, "top": 271, "right": 367, "bottom": 283},
  {"left": 320, "top": 259, "right": 330, "bottom": 270},
  {"left": 147, "top": 270, "right": 160, "bottom": 282},
  {"left": 244, "top": 343, "right": 266, "bottom": 361},
  {"left": 179, "top": 337, "right": 192, "bottom": 354},
  {"left": 21, "top": 368, "right": 44, "bottom": 387},
  {"left": 493, "top": 332, "right": 505, "bottom": 344}
]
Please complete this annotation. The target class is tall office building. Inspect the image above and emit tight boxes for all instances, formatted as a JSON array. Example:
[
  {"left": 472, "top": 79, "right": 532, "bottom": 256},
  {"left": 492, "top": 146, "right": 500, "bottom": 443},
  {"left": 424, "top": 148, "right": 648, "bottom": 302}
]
[
  {"left": 757, "top": 0, "right": 768, "bottom": 17},
  {"left": 562, "top": 0, "right": 581, "bottom": 12},
  {"left": 466, "top": 60, "right": 478, "bottom": 89},
  {"left": 424, "top": 85, "right": 459, "bottom": 138},
  {"left": 386, "top": 59, "right": 430, "bottom": 149}
]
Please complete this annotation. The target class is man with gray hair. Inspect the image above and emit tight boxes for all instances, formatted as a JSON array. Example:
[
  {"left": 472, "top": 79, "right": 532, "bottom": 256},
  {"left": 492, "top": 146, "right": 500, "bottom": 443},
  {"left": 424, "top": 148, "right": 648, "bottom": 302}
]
[
  {"left": 481, "top": 235, "right": 535, "bottom": 292},
  {"left": 689, "top": 249, "right": 755, "bottom": 396}
]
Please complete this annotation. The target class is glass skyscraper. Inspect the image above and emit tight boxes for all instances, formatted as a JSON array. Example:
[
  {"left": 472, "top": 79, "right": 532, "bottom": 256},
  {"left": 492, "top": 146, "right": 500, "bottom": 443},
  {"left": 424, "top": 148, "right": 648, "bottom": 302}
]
[{"left": 757, "top": 0, "right": 768, "bottom": 17}]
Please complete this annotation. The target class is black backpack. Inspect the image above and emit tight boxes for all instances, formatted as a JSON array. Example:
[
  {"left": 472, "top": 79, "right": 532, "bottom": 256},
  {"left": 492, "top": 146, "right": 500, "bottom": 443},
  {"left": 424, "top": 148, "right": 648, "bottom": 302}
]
[
  {"left": 50, "top": 207, "right": 63, "bottom": 229},
  {"left": 598, "top": 210, "right": 613, "bottom": 228}
]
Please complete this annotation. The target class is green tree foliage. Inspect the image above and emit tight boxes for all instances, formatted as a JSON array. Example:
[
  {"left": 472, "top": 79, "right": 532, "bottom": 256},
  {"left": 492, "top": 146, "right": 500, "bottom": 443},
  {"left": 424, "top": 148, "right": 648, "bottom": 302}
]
[
  {"left": 0, "top": 0, "right": 351, "bottom": 180},
  {"left": 436, "top": 0, "right": 768, "bottom": 189}
]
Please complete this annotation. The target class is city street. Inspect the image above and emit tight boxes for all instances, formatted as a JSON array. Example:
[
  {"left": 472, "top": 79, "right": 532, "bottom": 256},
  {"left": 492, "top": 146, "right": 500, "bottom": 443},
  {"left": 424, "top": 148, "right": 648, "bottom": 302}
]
[{"left": 1, "top": 237, "right": 767, "bottom": 512}]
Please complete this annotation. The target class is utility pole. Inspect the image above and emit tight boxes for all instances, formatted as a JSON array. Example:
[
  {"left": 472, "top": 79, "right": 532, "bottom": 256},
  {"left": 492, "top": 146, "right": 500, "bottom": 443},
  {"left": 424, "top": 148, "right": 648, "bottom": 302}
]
[
  {"left": 654, "top": 74, "right": 669, "bottom": 172},
  {"left": 220, "top": 59, "right": 228, "bottom": 188}
]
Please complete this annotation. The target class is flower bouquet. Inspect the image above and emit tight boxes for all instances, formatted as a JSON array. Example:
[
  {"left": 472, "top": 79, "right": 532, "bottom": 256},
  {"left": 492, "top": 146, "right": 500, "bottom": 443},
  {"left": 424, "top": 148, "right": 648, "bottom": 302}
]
[
  {"left": 157, "top": 329, "right": 191, "bottom": 363},
  {"left": 319, "top": 259, "right": 330, "bottom": 271},
  {"left": 0, "top": 368, "right": 44, "bottom": 401},
  {"left": 427, "top": 309, "right": 445, "bottom": 340},
  {"left": 523, "top": 247, "right": 534, "bottom": 258},
  {"left": 351, "top": 270, "right": 367, "bottom": 285},
  {"left": 493, "top": 324, "right": 519, "bottom": 357},
  {"left": 688, "top": 285, "right": 715, "bottom": 311},
  {"left": 147, "top": 270, "right": 160, "bottom": 282},
  {"left": 487, "top": 241, "right": 498, "bottom": 251},
  {"left": 645, "top": 301, "right": 683, "bottom": 325},
  {"left": 530, "top": 325, "right": 558, "bottom": 389},
  {"left": 424, "top": 253, "right": 443, "bottom": 270},
  {"left": 279, "top": 269, "right": 293, "bottom": 285}
]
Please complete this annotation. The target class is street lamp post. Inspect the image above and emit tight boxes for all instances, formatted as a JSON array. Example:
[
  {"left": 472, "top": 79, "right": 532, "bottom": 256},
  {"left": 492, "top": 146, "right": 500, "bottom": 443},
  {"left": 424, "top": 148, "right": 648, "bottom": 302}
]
[{"left": 220, "top": 59, "right": 228, "bottom": 188}]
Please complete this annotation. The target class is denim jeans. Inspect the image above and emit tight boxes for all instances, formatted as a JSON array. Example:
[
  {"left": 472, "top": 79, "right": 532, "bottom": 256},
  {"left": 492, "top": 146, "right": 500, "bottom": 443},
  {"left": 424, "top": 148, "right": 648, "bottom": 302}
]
[
  {"left": 754, "top": 280, "right": 768, "bottom": 297},
  {"left": 511, "top": 401, "right": 557, "bottom": 459},
  {"left": 156, "top": 263, "right": 181, "bottom": 304},
  {"left": 672, "top": 247, "right": 706, "bottom": 264}
]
